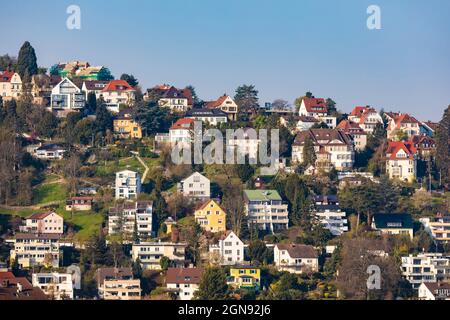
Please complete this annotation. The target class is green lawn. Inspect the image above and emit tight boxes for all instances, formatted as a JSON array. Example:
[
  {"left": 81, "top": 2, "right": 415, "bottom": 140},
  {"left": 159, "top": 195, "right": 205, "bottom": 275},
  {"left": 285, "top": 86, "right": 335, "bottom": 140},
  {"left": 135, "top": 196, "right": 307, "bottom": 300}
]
[
  {"left": 32, "top": 183, "right": 67, "bottom": 205},
  {"left": 95, "top": 157, "right": 145, "bottom": 178}
]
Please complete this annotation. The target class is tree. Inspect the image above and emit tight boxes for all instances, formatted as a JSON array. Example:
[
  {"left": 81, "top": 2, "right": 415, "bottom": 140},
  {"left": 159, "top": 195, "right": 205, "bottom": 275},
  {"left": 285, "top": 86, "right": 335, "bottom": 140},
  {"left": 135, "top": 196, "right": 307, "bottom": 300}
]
[
  {"left": 95, "top": 102, "right": 113, "bottom": 134},
  {"left": 221, "top": 179, "right": 246, "bottom": 237},
  {"left": 284, "top": 174, "right": 310, "bottom": 227},
  {"left": 271, "top": 99, "right": 290, "bottom": 111},
  {"left": 248, "top": 240, "right": 270, "bottom": 265},
  {"left": 235, "top": 162, "right": 254, "bottom": 183},
  {"left": 159, "top": 256, "right": 172, "bottom": 272},
  {"left": 268, "top": 273, "right": 306, "bottom": 300},
  {"left": 234, "top": 85, "right": 259, "bottom": 115},
  {"left": 16, "top": 41, "right": 38, "bottom": 79},
  {"left": 132, "top": 101, "right": 170, "bottom": 136},
  {"left": 436, "top": 105, "right": 450, "bottom": 185},
  {"left": 86, "top": 92, "right": 97, "bottom": 114},
  {"left": 302, "top": 135, "right": 316, "bottom": 167},
  {"left": 120, "top": 73, "right": 139, "bottom": 87},
  {"left": 326, "top": 98, "right": 337, "bottom": 114},
  {"left": 97, "top": 67, "right": 114, "bottom": 81},
  {"left": 194, "top": 267, "right": 229, "bottom": 300},
  {"left": 184, "top": 85, "right": 202, "bottom": 107},
  {"left": 0, "top": 54, "right": 17, "bottom": 71}
]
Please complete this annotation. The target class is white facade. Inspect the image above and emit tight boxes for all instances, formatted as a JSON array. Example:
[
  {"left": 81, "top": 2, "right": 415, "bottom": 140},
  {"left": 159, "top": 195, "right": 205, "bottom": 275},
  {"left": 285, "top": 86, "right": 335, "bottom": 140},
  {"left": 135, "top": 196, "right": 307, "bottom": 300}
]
[
  {"left": 418, "top": 282, "right": 450, "bottom": 300},
  {"left": 348, "top": 107, "right": 383, "bottom": 134},
  {"left": 108, "top": 201, "right": 153, "bottom": 239},
  {"left": 273, "top": 244, "right": 319, "bottom": 274},
  {"left": 178, "top": 172, "right": 210, "bottom": 199},
  {"left": 227, "top": 129, "right": 260, "bottom": 162},
  {"left": 32, "top": 272, "right": 74, "bottom": 300},
  {"left": 33, "top": 144, "right": 66, "bottom": 160},
  {"left": 313, "top": 198, "right": 348, "bottom": 236},
  {"left": 209, "top": 231, "right": 244, "bottom": 266},
  {"left": 166, "top": 268, "right": 202, "bottom": 300},
  {"left": 50, "top": 78, "right": 85, "bottom": 113},
  {"left": 401, "top": 253, "right": 450, "bottom": 289},
  {"left": 10, "top": 234, "right": 61, "bottom": 268},
  {"left": 115, "top": 170, "right": 142, "bottom": 200},
  {"left": 22, "top": 212, "right": 64, "bottom": 235},
  {"left": 131, "top": 242, "right": 187, "bottom": 270},
  {"left": 420, "top": 214, "right": 450, "bottom": 244}
]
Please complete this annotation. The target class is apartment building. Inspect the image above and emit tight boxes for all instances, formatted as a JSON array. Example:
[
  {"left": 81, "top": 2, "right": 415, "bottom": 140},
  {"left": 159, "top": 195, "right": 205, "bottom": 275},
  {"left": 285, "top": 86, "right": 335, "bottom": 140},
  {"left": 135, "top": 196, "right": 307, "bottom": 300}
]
[
  {"left": 243, "top": 189, "right": 289, "bottom": 232},
  {"left": 50, "top": 77, "right": 85, "bottom": 116},
  {"left": 0, "top": 71, "right": 22, "bottom": 100},
  {"left": 312, "top": 195, "right": 348, "bottom": 236},
  {"left": 97, "top": 268, "right": 141, "bottom": 300},
  {"left": 385, "top": 141, "right": 417, "bottom": 183},
  {"left": 292, "top": 128, "right": 355, "bottom": 171},
  {"left": 194, "top": 199, "right": 226, "bottom": 233},
  {"left": 420, "top": 213, "right": 450, "bottom": 244},
  {"left": 108, "top": 201, "right": 153, "bottom": 239},
  {"left": 178, "top": 172, "right": 210, "bottom": 200},
  {"left": 32, "top": 272, "right": 75, "bottom": 300},
  {"left": 209, "top": 231, "right": 244, "bottom": 266},
  {"left": 401, "top": 253, "right": 450, "bottom": 289},
  {"left": 21, "top": 212, "right": 64, "bottom": 235},
  {"left": 10, "top": 233, "right": 61, "bottom": 268},
  {"left": 166, "top": 268, "right": 203, "bottom": 300},
  {"left": 131, "top": 241, "right": 187, "bottom": 270},
  {"left": 115, "top": 170, "right": 142, "bottom": 200},
  {"left": 274, "top": 244, "right": 319, "bottom": 274}
]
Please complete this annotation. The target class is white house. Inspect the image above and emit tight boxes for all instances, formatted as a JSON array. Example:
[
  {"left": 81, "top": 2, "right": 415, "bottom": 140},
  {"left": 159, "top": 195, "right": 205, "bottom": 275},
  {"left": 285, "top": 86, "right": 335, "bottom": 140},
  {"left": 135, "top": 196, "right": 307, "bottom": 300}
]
[
  {"left": 0, "top": 71, "right": 22, "bottom": 100},
  {"left": 226, "top": 128, "right": 261, "bottom": 162},
  {"left": 205, "top": 95, "right": 238, "bottom": 121},
  {"left": 33, "top": 144, "right": 66, "bottom": 160},
  {"left": 166, "top": 268, "right": 203, "bottom": 300},
  {"left": 385, "top": 141, "right": 416, "bottom": 183},
  {"left": 98, "top": 80, "right": 136, "bottom": 113},
  {"left": 371, "top": 213, "right": 414, "bottom": 239},
  {"left": 155, "top": 118, "right": 195, "bottom": 146},
  {"left": 385, "top": 112, "right": 421, "bottom": 140},
  {"left": 298, "top": 97, "right": 336, "bottom": 128},
  {"left": 108, "top": 201, "right": 153, "bottom": 239},
  {"left": 21, "top": 212, "right": 64, "bottom": 235},
  {"left": 420, "top": 213, "right": 450, "bottom": 244},
  {"left": 401, "top": 253, "right": 450, "bottom": 289},
  {"left": 131, "top": 241, "right": 187, "bottom": 270},
  {"left": 32, "top": 272, "right": 75, "bottom": 300},
  {"left": 418, "top": 282, "right": 450, "bottom": 300},
  {"left": 115, "top": 170, "right": 142, "bottom": 200},
  {"left": 336, "top": 120, "right": 368, "bottom": 151},
  {"left": 209, "top": 231, "right": 244, "bottom": 266},
  {"left": 96, "top": 268, "right": 141, "bottom": 300},
  {"left": 185, "top": 108, "right": 228, "bottom": 126},
  {"left": 157, "top": 86, "right": 192, "bottom": 112},
  {"left": 312, "top": 195, "right": 348, "bottom": 236},
  {"left": 50, "top": 77, "right": 86, "bottom": 116},
  {"left": 348, "top": 106, "right": 383, "bottom": 134},
  {"left": 274, "top": 244, "right": 319, "bottom": 274},
  {"left": 178, "top": 172, "right": 210, "bottom": 200},
  {"left": 292, "top": 128, "right": 355, "bottom": 171}
]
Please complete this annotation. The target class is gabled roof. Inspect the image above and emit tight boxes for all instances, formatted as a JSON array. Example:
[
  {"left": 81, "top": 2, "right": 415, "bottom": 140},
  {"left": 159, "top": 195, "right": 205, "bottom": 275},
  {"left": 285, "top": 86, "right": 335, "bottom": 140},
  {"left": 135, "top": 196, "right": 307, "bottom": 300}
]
[
  {"left": 276, "top": 244, "right": 318, "bottom": 259},
  {"left": 386, "top": 141, "right": 416, "bottom": 160},
  {"left": 422, "top": 282, "right": 450, "bottom": 297},
  {"left": 26, "top": 212, "right": 58, "bottom": 220},
  {"left": 166, "top": 268, "right": 203, "bottom": 284},
  {"left": 101, "top": 80, "right": 135, "bottom": 92},
  {"left": 302, "top": 97, "right": 328, "bottom": 114},
  {"left": 0, "top": 272, "right": 48, "bottom": 300},
  {"left": 205, "top": 95, "right": 231, "bottom": 109},
  {"left": 408, "top": 135, "right": 436, "bottom": 148},
  {"left": 0, "top": 71, "right": 16, "bottom": 83},
  {"left": 170, "top": 118, "right": 195, "bottom": 130},
  {"left": 293, "top": 129, "right": 353, "bottom": 146},
  {"left": 372, "top": 213, "right": 413, "bottom": 229},
  {"left": 83, "top": 80, "right": 109, "bottom": 91},
  {"left": 195, "top": 199, "right": 225, "bottom": 212},
  {"left": 336, "top": 120, "right": 366, "bottom": 134},
  {"left": 386, "top": 112, "right": 420, "bottom": 130}
]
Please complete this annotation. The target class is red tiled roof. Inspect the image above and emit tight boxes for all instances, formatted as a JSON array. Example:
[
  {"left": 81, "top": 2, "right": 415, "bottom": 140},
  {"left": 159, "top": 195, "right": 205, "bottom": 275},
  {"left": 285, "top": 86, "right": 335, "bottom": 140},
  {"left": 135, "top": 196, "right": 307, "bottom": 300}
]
[
  {"left": 170, "top": 118, "right": 195, "bottom": 130},
  {"left": 0, "top": 272, "right": 48, "bottom": 300},
  {"left": 336, "top": 120, "right": 367, "bottom": 134},
  {"left": 302, "top": 97, "right": 328, "bottom": 114},
  {"left": 206, "top": 95, "right": 228, "bottom": 109},
  {"left": 0, "top": 71, "right": 15, "bottom": 83},
  {"left": 386, "top": 112, "right": 420, "bottom": 130},
  {"left": 102, "top": 80, "right": 135, "bottom": 92},
  {"left": 386, "top": 141, "right": 416, "bottom": 160},
  {"left": 349, "top": 106, "right": 367, "bottom": 117}
]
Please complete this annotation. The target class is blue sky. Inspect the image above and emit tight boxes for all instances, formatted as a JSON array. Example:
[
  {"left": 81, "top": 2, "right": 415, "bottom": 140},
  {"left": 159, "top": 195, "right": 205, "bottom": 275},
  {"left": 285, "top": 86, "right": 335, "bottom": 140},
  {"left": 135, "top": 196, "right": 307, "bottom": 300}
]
[{"left": 1, "top": 0, "right": 449, "bottom": 121}]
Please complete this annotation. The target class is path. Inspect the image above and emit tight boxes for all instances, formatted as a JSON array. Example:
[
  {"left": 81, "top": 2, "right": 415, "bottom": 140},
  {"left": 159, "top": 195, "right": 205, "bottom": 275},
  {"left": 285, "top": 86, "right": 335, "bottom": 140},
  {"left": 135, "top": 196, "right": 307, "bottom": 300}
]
[{"left": 135, "top": 155, "right": 150, "bottom": 182}]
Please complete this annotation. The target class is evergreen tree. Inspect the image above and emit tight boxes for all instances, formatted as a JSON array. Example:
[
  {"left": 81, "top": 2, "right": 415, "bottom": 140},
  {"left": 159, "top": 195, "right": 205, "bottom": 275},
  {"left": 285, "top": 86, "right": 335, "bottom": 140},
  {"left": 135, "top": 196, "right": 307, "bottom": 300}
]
[
  {"left": 248, "top": 240, "right": 270, "bottom": 265},
  {"left": 194, "top": 267, "right": 229, "bottom": 300},
  {"left": 436, "top": 105, "right": 450, "bottom": 185},
  {"left": 16, "top": 41, "right": 38, "bottom": 79},
  {"left": 120, "top": 73, "right": 139, "bottom": 87},
  {"left": 95, "top": 102, "right": 113, "bottom": 134},
  {"left": 302, "top": 135, "right": 316, "bottom": 167},
  {"left": 234, "top": 84, "right": 259, "bottom": 115},
  {"left": 86, "top": 92, "right": 97, "bottom": 114}
]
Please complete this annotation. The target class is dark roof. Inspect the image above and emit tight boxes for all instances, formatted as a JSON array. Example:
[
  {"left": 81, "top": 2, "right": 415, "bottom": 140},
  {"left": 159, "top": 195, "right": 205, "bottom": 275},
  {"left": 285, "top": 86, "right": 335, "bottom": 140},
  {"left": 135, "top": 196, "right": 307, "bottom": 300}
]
[
  {"left": 293, "top": 129, "right": 353, "bottom": 147},
  {"left": 373, "top": 213, "right": 413, "bottom": 229},
  {"left": 36, "top": 144, "right": 65, "bottom": 151},
  {"left": 186, "top": 108, "right": 227, "bottom": 117},
  {"left": 97, "top": 267, "right": 133, "bottom": 285},
  {"left": 422, "top": 282, "right": 450, "bottom": 297},
  {"left": 26, "top": 212, "right": 53, "bottom": 220},
  {"left": 15, "top": 233, "right": 61, "bottom": 240},
  {"left": 166, "top": 268, "right": 203, "bottom": 284},
  {"left": 0, "top": 272, "right": 48, "bottom": 300},
  {"left": 276, "top": 244, "right": 318, "bottom": 259},
  {"left": 314, "top": 195, "right": 338, "bottom": 204},
  {"left": 83, "top": 80, "right": 108, "bottom": 91}
]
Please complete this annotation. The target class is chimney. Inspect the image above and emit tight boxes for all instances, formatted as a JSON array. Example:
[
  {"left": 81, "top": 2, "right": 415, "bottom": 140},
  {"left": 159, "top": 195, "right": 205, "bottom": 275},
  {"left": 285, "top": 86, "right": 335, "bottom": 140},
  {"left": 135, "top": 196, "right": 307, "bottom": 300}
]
[{"left": 17, "top": 282, "right": 23, "bottom": 293}]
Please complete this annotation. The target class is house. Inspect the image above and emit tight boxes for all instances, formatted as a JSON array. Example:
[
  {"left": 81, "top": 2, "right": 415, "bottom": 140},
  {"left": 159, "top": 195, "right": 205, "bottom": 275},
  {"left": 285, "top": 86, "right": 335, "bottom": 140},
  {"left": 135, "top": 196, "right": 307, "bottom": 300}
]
[
  {"left": 10, "top": 233, "right": 61, "bottom": 268},
  {"left": 420, "top": 121, "right": 438, "bottom": 137},
  {"left": 31, "top": 74, "right": 61, "bottom": 105},
  {"left": 166, "top": 267, "right": 203, "bottom": 300},
  {"left": 209, "top": 231, "right": 244, "bottom": 266},
  {"left": 243, "top": 189, "right": 289, "bottom": 232},
  {"left": 401, "top": 253, "right": 450, "bottom": 289},
  {"left": 348, "top": 106, "right": 383, "bottom": 134},
  {"left": 292, "top": 129, "right": 355, "bottom": 171},
  {"left": 21, "top": 212, "right": 64, "bottom": 235},
  {"left": 65, "top": 197, "right": 93, "bottom": 211},
  {"left": 186, "top": 108, "right": 228, "bottom": 126},
  {"left": 33, "top": 143, "right": 66, "bottom": 160},
  {"left": 115, "top": 170, "right": 142, "bottom": 200},
  {"left": 98, "top": 80, "right": 136, "bottom": 113},
  {"left": 131, "top": 241, "right": 187, "bottom": 270},
  {"left": 298, "top": 97, "right": 336, "bottom": 128},
  {"left": 418, "top": 282, "right": 450, "bottom": 300},
  {"left": 385, "top": 112, "right": 420, "bottom": 140},
  {"left": 194, "top": 199, "right": 226, "bottom": 233},
  {"left": 205, "top": 95, "right": 238, "bottom": 121},
  {"left": 336, "top": 120, "right": 368, "bottom": 151},
  {"left": 113, "top": 109, "right": 143, "bottom": 139},
  {"left": 274, "top": 244, "right": 319, "bottom": 274},
  {"left": 81, "top": 80, "right": 108, "bottom": 99},
  {"left": 0, "top": 71, "right": 22, "bottom": 100},
  {"left": 155, "top": 118, "right": 195, "bottom": 146},
  {"left": 108, "top": 201, "right": 153, "bottom": 239},
  {"left": 385, "top": 141, "right": 417, "bottom": 183},
  {"left": 0, "top": 272, "right": 48, "bottom": 300},
  {"left": 178, "top": 172, "right": 210, "bottom": 200},
  {"left": 50, "top": 77, "right": 86, "bottom": 116},
  {"left": 295, "top": 116, "right": 320, "bottom": 132},
  {"left": 407, "top": 135, "right": 436, "bottom": 158},
  {"left": 96, "top": 268, "right": 141, "bottom": 300},
  {"left": 156, "top": 86, "right": 192, "bottom": 112},
  {"left": 312, "top": 195, "right": 348, "bottom": 236},
  {"left": 32, "top": 272, "right": 75, "bottom": 300},
  {"left": 227, "top": 266, "right": 261, "bottom": 289},
  {"left": 371, "top": 213, "right": 414, "bottom": 239},
  {"left": 226, "top": 128, "right": 261, "bottom": 162},
  {"left": 420, "top": 213, "right": 450, "bottom": 244}
]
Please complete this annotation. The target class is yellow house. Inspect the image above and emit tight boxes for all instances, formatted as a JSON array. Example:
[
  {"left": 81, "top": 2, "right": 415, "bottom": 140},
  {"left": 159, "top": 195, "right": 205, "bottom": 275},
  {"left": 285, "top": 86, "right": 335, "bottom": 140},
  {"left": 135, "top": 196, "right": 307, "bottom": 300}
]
[
  {"left": 228, "top": 266, "right": 261, "bottom": 289},
  {"left": 113, "top": 110, "right": 142, "bottom": 139},
  {"left": 194, "top": 199, "right": 226, "bottom": 233}
]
